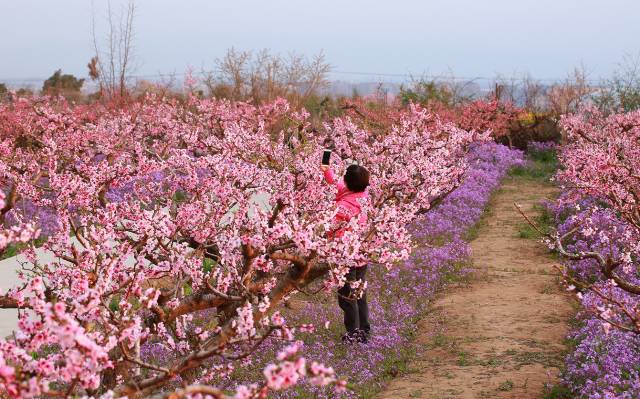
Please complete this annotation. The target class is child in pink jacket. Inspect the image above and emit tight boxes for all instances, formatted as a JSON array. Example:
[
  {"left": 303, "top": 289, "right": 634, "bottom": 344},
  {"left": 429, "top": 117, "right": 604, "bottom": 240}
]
[
  {"left": 322, "top": 164, "right": 369, "bottom": 236},
  {"left": 321, "top": 163, "right": 371, "bottom": 343}
]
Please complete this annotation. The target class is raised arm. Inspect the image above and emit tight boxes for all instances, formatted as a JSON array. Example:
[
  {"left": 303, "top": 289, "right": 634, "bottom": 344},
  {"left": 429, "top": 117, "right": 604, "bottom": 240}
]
[{"left": 322, "top": 166, "right": 336, "bottom": 185}]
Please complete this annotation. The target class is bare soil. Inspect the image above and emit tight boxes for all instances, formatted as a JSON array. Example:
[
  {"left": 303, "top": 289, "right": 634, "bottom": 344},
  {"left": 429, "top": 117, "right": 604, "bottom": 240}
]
[{"left": 376, "top": 178, "right": 574, "bottom": 399}]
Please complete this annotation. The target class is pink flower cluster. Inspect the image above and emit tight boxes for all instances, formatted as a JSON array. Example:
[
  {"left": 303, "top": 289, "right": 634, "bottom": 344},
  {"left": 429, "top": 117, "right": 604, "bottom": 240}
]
[
  {"left": 0, "top": 94, "right": 483, "bottom": 397},
  {"left": 262, "top": 341, "right": 343, "bottom": 392},
  {"left": 554, "top": 107, "right": 640, "bottom": 334}
]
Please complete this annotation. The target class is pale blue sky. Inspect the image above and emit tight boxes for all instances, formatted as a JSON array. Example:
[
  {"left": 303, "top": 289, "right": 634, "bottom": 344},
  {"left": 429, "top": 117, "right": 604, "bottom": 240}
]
[{"left": 1, "top": 0, "right": 639, "bottom": 84}]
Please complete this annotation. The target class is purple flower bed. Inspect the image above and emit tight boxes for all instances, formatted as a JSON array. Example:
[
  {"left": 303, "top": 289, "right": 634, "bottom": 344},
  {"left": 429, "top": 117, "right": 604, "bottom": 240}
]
[
  {"left": 550, "top": 195, "right": 640, "bottom": 398},
  {"left": 416, "top": 142, "right": 525, "bottom": 239},
  {"left": 209, "top": 142, "right": 524, "bottom": 397}
]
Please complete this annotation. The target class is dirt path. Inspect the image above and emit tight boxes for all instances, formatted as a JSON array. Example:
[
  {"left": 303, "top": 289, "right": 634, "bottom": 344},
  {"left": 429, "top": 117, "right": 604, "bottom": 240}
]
[{"left": 377, "top": 178, "right": 574, "bottom": 399}]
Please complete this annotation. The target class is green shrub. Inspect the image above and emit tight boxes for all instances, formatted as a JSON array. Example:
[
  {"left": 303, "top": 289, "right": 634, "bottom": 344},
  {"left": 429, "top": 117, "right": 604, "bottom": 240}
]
[
  {"left": 509, "top": 148, "right": 558, "bottom": 182},
  {"left": 42, "top": 69, "right": 85, "bottom": 96}
]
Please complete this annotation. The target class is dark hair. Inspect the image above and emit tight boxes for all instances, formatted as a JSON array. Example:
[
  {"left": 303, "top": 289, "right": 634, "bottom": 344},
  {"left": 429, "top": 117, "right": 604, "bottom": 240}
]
[{"left": 344, "top": 164, "right": 370, "bottom": 193}]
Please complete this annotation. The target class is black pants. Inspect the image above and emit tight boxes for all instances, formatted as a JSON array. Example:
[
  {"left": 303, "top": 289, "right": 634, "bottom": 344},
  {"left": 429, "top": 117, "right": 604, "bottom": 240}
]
[{"left": 337, "top": 266, "right": 370, "bottom": 336}]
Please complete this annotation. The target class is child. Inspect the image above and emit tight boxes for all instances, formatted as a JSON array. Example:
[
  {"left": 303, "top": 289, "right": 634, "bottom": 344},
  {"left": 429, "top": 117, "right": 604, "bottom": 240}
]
[{"left": 321, "top": 163, "right": 371, "bottom": 343}]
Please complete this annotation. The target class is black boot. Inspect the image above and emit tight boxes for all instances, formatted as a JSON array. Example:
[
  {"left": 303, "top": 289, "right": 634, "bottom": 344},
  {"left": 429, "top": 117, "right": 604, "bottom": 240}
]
[
  {"left": 356, "top": 329, "right": 369, "bottom": 343},
  {"left": 341, "top": 331, "right": 359, "bottom": 344}
]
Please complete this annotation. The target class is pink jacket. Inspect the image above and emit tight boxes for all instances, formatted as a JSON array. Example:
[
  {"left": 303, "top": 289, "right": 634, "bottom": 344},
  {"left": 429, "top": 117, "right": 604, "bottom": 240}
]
[{"left": 323, "top": 169, "right": 368, "bottom": 237}]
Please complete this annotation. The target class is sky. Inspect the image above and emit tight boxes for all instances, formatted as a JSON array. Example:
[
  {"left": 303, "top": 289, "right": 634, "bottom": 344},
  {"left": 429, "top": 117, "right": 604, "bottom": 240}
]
[{"left": 1, "top": 0, "right": 639, "bottom": 86}]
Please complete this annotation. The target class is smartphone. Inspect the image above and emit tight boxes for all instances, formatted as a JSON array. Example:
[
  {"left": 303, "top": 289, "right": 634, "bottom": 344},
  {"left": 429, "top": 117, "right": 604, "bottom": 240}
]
[{"left": 322, "top": 149, "right": 332, "bottom": 165}]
